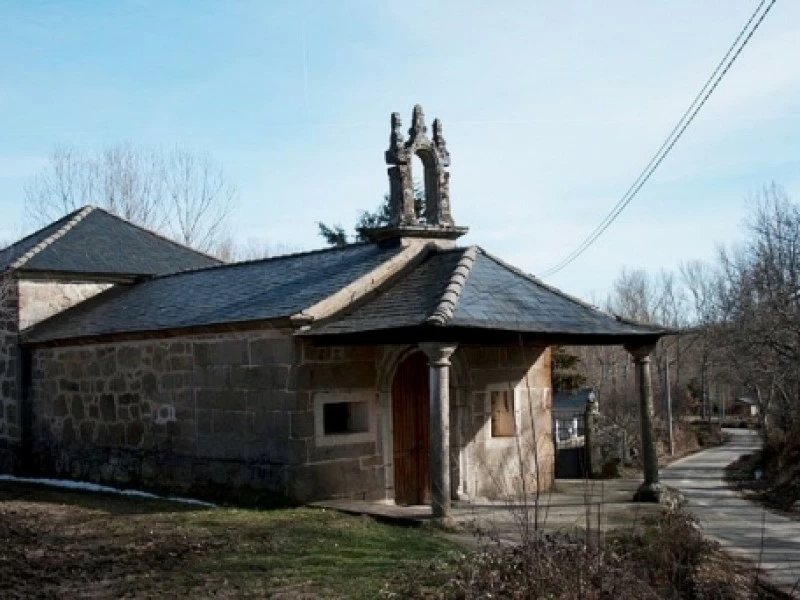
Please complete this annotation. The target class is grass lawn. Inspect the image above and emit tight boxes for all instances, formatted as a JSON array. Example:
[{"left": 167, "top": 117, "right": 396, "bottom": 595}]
[{"left": 0, "top": 482, "right": 460, "bottom": 599}]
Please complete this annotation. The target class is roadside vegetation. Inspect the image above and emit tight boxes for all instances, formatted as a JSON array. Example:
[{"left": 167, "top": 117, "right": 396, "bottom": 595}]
[
  {"left": 726, "top": 450, "right": 800, "bottom": 516},
  {"left": 389, "top": 511, "right": 787, "bottom": 599}
]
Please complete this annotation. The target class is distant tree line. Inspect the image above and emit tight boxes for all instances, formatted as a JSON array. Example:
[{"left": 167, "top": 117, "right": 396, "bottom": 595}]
[
  {"left": 572, "top": 184, "right": 800, "bottom": 472},
  {"left": 20, "top": 143, "right": 286, "bottom": 261}
]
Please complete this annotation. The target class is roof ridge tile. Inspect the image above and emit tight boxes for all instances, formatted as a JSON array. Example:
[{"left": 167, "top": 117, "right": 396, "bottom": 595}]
[
  {"left": 9, "top": 206, "right": 95, "bottom": 270},
  {"left": 426, "top": 246, "right": 478, "bottom": 326}
]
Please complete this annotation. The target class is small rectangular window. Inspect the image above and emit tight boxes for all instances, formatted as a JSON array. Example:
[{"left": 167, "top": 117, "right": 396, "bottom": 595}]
[
  {"left": 491, "top": 390, "right": 516, "bottom": 437},
  {"left": 323, "top": 401, "right": 369, "bottom": 435}
]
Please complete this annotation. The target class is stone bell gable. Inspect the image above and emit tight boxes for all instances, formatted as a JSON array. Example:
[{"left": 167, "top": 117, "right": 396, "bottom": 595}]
[{"left": 371, "top": 105, "right": 468, "bottom": 242}]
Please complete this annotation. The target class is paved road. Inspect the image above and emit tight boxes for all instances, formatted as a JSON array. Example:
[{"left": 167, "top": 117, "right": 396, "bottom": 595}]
[{"left": 661, "top": 429, "right": 800, "bottom": 596}]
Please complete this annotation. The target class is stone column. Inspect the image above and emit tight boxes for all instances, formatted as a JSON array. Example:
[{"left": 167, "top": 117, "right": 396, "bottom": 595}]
[
  {"left": 625, "top": 343, "right": 662, "bottom": 502},
  {"left": 420, "top": 343, "right": 457, "bottom": 520}
]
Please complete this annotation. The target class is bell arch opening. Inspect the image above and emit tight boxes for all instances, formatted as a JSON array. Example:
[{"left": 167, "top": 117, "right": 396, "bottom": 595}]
[{"left": 411, "top": 153, "right": 431, "bottom": 223}]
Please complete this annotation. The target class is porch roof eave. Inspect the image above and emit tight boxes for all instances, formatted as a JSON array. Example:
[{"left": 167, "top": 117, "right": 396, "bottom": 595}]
[{"left": 295, "top": 323, "right": 668, "bottom": 348}]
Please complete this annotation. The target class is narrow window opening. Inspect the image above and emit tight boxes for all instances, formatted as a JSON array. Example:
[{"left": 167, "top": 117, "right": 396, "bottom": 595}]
[
  {"left": 411, "top": 153, "right": 428, "bottom": 223},
  {"left": 491, "top": 390, "right": 516, "bottom": 437},
  {"left": 323, "top": 401, "right": 369, "bottom": 435}
]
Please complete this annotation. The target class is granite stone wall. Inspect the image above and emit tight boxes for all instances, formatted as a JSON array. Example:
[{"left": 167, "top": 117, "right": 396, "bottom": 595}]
[
  {"left": 457, "top": 345, "right": 554, "bottom": 500},
  {"left": 289, "top": 342, "right": 383, "bottom": 501},
  {"left": 0, "top": 276, "right": 20, "bottom": 472},
  {"left": 26, "top": 333, "right": 554, "bottom": 504},
  {"left": 29, "top": 329, "right": 298, "bottom": 495}
]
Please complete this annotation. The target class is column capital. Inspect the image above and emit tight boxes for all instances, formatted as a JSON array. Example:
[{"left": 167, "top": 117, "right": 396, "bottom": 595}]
[
  {"left": 419, "top": 343, "right": 457, "bottom": 367},
  {"left": 624, "top": 343, "right": 656, "bottom": 362}
]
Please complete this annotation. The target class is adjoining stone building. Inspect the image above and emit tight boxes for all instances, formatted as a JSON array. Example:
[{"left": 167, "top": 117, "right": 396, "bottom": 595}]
[
  {"left": 1, "top": 106, "right": 666, "bottom": 516},
  {"left": 0, "top": 206, "right": 220, "bottom": 473}
]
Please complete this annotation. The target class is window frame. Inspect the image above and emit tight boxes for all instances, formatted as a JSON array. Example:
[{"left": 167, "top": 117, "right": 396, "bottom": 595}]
[
  {"left": 313, "top": 391, "right": 376, "bottom": 447},
  {"left": 485, "top": 384, "right": 521, "bottom": 444}
]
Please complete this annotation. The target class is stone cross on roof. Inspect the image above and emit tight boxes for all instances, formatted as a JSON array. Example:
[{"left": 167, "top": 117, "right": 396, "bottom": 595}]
[{"left": 369, "top": 105, "right": 468, "bottom": 242}]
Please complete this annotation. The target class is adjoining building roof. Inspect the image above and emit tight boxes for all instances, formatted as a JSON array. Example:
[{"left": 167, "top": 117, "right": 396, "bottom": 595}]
[
  {"left": 22, "top": 242, "right": 406, "bottom": 344},
  {"left": 553, "top": 388, "right": 595, "bottom": 414},
  {"left": 303, "top": 246, "right": 665, "bottom": 341},
  {"left": 0, "top": 206, "right": 220, "bottom": 277}
]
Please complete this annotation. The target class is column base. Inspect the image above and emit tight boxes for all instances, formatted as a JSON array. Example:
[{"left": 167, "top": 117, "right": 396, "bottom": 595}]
[
  {"left": 633, "top": 483, "right": 685, "bottom": 509},
  {"left": 426, "top": 515, "right": 460, "bottom": 530}
]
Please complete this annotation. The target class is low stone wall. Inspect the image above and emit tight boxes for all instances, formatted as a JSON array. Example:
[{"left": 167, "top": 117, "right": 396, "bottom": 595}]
[{"left": 29, "top": 329, "right": 298, "bottom": 496}]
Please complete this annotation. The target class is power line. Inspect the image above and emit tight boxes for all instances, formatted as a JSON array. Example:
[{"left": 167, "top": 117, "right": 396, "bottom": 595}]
[{"left": 540, "top": 0, "right": 778, "bottom": 279}]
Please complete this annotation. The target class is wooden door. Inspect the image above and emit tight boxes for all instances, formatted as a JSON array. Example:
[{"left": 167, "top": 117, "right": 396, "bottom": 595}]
[{"left": 392, "top": 352, "right": 431, "bottom": 505}]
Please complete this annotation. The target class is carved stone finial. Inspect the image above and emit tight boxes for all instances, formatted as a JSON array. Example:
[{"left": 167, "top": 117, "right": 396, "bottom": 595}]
[
  {"left": 390, "top": 112, "right": 404, "bottom": 150},
  {"left": 409, "top": 104, "right": 427, "bottom": 140},
  {"left": 432, "top": 118, "right": 450, "bottom": 167}
]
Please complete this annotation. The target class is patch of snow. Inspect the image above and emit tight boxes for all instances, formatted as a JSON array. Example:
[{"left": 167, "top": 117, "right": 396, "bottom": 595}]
[{"left": 0, "top": 474, "right": 216, "bottom": 508}]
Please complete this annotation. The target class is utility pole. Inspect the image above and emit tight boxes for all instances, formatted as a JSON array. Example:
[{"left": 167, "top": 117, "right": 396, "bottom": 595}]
[
  {"left": 665, "top": 357, "right": 674, "bottom": 456},
  {"left": 701, "top": 360, "right": 707, "bottom": 420},
  {"left": 708, "top": 360, "right": 713, "bottom": 424}
]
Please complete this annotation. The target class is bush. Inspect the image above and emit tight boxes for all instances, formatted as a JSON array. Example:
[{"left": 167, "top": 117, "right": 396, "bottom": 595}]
[
  {"left": 386, "top": 511, "right": 769, "bottom": 599},
  {"left": 616, "top": 510, "right": 716, "bottom": 596}
]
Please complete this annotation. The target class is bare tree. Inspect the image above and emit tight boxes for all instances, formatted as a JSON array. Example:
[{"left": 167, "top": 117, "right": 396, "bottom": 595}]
[
  {"left": 24, "top": 144, "right": 237, "bottom": 255},
  {"left": 214, "top": 236, "right": 298, "bottom": 262},
  {"left": 711, "top": 184, "right": 800, "bottom": 437},
  {"left": 162, "top": 147, "right": 236, "bottom": 252}
]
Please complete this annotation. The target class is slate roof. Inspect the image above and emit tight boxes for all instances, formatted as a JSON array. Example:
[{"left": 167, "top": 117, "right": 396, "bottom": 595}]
[
  {"left": 304, "top": 247, "right": 665, "bottom": 339},
  {"left": 0, "top": 206, "right": 220, "bottom": 276},
  {"left": 553, "top": 389, "right": 595, "bottom": 414},
  {"left": 22, "top": 240, "right": 664, "bottom": 345},
  {"left": 22, "top": 242, "right": 405, "bottom": 343}
]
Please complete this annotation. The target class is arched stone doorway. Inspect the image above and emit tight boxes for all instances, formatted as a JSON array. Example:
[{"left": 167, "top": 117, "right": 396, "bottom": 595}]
[{"left": 391, "top": 351, "right": 431, "bottom": 505}]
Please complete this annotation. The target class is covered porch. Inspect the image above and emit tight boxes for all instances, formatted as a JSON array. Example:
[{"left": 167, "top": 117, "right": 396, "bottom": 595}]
[{"left": 299, "top": 245, "right": 667, "bottom": 519}]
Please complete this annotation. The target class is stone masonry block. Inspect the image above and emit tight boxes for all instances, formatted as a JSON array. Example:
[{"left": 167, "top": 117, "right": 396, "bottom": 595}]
[
  {"left": 100, "top": 395, "right": 116, "bottom": 422},
  {"left": 192, "top": 366, "right": 231, "bottom": 389},
  {"left": 70, "top": 396, "right": 85, "bottom": 420},
  {"left": 117, "top": 346, "right": 143, "bottom": 369},
  {"left": 287, "top": 460, "right": 382, "bottom": 502},
  {"left": 251, "top": 411, "right": 289, "bottom": 439},
  {"left": 307, "top": 441, "right": 377, "bottom": 464},
  {"left": 290, "top": 411, "right": 314, "bottom": 440},
  {"left": 250, "top": 337, "right": 295, "bottom": 366},
  {"left": 53, "top": 395, "right": 68, "bottom": 417},
  {"left": 296, "top": 361, "right": 376, "bottom": 391},
  {"left": 197, "top": 389, "right": 246, "bottom": 412},
  {"left": 193, "top": 340, "right": 249, "bottom": 367},
  {"left": 212, "top": 410, "right": 250, "bottom": 437},
  {"left": 196, "top": 410, "right": 213, "bottom": 436}
]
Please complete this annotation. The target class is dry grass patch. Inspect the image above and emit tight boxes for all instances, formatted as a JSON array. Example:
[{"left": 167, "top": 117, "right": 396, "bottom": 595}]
[{"left": 0, "top": 482, "right": 458, "bottom": 599}]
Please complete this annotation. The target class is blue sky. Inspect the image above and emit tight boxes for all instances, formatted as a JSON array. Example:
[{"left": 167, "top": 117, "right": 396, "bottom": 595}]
[{"left": 1, "top": 1, "right": 799, "bottom": 300}]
